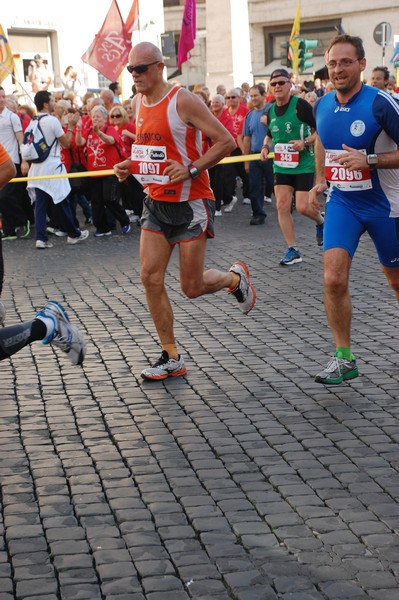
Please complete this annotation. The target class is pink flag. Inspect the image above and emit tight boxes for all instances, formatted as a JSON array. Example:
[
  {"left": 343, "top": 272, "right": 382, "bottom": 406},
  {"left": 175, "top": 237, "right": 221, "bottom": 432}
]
[
  {"left": 125, "top": 0, "right": 139, "bottom": 35},
  {"left": 82, "top": 0, "right": 131, "bottom": 82},
  {"left": 177, "top": 0, "right": 196, "bottom": 68}
]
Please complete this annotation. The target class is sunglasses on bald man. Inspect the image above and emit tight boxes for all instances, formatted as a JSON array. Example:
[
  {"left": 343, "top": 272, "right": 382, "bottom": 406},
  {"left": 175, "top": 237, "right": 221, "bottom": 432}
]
[{"left": 126, "top": 61, "right": 159, "bottom": 74}]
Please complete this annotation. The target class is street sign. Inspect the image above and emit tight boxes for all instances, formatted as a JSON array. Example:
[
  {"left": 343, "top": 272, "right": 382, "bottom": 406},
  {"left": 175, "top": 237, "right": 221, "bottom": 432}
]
[
  {"left": 161, "top": 32, "right": 177, "bottom": 68},
  {"left": 373, "top": 22, "right": 392, "bottom": 46},
  {"left": 373, "top": 22, "right": 392, "bottom": 65}
]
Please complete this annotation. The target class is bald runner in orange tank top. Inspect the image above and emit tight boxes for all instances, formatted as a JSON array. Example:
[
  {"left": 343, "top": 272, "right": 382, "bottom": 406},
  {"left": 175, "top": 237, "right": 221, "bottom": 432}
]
[
  {"left": 133, "top": 85, "right": 214, "bottom": 202},
  {"left": 114, "top": 42, "right": 256, "bottom": 381}
]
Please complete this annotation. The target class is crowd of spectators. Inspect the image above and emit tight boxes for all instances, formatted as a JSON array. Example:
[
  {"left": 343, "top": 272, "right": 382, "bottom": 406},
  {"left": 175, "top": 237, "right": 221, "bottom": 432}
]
[
  {"left": 0, "top": 77, "right": 144, "bottom": 246},
  {"left": 1, "top": 63, "right": 398, "bottom": 246}
]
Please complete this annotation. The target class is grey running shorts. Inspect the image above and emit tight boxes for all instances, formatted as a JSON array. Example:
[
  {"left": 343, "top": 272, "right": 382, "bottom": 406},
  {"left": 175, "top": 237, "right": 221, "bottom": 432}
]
[{"left": 141, "top": 197, "right": 216, "bottom": 245}]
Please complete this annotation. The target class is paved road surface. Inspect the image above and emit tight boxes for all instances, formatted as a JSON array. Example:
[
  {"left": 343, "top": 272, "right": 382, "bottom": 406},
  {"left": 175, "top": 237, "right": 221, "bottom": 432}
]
[{"left": 0, "top": 198, "right": 398, "bottom": 600}]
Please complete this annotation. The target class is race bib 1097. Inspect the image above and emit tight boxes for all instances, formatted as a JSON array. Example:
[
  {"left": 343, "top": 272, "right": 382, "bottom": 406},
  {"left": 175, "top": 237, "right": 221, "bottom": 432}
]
[{"left": 131, "top": 144, "right": 170, "bottom": 185}]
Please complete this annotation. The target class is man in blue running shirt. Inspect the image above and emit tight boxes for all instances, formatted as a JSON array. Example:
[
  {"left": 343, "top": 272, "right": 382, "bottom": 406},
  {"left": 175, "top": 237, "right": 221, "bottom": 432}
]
[{"left": 309, "top": 34, "right": 399, "bottom": 385}]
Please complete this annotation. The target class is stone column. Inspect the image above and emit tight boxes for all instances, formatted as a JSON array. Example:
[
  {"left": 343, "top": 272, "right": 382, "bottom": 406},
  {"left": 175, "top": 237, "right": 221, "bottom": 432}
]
[{"left": 206, "top": 0, "right": 252, "bottom": 94}]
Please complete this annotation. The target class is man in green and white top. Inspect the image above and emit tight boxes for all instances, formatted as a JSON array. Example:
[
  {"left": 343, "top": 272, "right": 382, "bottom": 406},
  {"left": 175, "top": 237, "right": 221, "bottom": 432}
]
[{"left": 261, "top": 68, "right": 324, "bottom": 265}]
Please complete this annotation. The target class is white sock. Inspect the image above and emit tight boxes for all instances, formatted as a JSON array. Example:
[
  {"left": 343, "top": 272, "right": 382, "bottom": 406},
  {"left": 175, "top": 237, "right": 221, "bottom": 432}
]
[{"left": 35, "top": 315, "right": 55, "bottom": 339}]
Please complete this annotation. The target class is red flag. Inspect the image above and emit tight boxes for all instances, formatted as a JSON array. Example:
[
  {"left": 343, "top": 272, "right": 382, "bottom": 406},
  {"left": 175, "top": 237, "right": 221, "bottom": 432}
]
[
  {"left": 82, "top": 0, "right": 131, "bottom": 82},
  {"left": 125, "top": 0, "right": 139, "bottom": 35},
  {"left": 177, "top": 0, "right": 196, "bottom": 68}
]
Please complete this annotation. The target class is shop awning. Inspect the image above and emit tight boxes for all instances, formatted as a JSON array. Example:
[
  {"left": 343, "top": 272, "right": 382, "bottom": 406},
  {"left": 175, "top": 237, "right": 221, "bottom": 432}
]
[{"left": 254, "top": 56, "right": 327, "bottom": 79}]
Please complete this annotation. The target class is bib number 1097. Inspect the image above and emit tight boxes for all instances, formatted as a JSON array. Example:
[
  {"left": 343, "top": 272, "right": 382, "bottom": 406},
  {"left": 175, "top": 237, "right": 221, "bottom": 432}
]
[
  {"left": 130, "top": 144, "right": 170, "bottom": 184},
  {"left": 137, "top": 162, "right": 161, "bottom": 175}
]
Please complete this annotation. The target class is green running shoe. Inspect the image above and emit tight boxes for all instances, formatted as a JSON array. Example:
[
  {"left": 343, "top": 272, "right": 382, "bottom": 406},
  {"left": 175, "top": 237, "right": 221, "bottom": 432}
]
[{"left": 315, "top": 356, "right": 358, "bottom": 385}]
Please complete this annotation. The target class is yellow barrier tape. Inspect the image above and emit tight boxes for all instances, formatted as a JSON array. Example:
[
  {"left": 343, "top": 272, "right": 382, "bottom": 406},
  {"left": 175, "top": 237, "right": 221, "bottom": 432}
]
[{"left": 10, "top": 152, "right": 275, "bottom": 183}]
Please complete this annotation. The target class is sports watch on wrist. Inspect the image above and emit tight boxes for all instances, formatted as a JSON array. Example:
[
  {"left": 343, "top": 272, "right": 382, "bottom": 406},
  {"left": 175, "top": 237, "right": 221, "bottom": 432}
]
[
  {"left": 188, "top": 163, "right": 200, "bottom": 179},
  {"left": 366, "top": 154, "right": 378, "bottom": 167}
]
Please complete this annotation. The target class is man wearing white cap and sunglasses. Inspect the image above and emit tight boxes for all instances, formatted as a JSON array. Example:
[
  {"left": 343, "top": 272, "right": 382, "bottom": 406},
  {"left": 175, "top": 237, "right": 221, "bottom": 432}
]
[{"left": 261, "top": 68, "right": 324, "bottom": 265}]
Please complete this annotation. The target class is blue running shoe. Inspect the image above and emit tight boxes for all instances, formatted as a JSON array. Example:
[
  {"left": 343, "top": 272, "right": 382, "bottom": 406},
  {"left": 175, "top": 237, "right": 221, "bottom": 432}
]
[
  {"left": 280, "top": 247, "right": 302, "bottom": 266},
  {"left": 36, "top": 300, "right": 86, "bottom": 365}
]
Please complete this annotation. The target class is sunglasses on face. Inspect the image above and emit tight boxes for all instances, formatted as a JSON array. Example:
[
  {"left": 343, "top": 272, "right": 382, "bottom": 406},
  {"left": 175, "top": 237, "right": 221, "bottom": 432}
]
[
  {"left": 126, "top": 61, "right": 159, "bottom": 74},
  {"left": 225, "top": 95, "right": 237, "bottom": 99},
  {"left": 110, "top": 113, "right": 122, "bottom": 118},
  {"left": 270, "top": 80, "right": 290, "bottom": 87}
]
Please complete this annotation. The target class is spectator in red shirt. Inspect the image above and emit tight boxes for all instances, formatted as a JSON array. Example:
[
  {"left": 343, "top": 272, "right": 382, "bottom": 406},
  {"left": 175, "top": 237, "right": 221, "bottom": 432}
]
[
  {"left": 209, "top": 94, "right": 237, "bottom": 215},
  {"left": 17, "top": 104, "right": 35, "bottom": 131},
  {"left": 75, "top": 105, "right": 130, "bottom": 236},
  {"left": 108, "top": 105, "right": 144, "bottom": 219},
  {"left": 108, "top": 106, "right": 135, "bottom": 158}
]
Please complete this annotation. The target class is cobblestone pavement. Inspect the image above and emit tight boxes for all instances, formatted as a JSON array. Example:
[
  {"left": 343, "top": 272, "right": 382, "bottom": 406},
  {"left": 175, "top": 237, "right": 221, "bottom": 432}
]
[{"left": 1, "top": 198, "right": 399, "bottom": 600}]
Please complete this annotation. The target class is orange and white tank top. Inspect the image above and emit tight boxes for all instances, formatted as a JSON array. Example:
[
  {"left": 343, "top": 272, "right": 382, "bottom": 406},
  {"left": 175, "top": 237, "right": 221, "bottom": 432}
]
[{"left": 131, "top": 85, "right": 214, "bottom": 202}]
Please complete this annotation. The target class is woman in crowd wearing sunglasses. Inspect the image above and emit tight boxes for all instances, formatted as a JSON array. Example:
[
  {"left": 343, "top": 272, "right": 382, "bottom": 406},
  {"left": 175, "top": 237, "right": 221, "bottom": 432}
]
[
  {"left": 75, "top": 105, "right": 131, "bottom": 236},
  {"left": 109, "top": 105, "right": 144, "bottom": 219},
  {"left": 109, "top": 106, "right": 135, "bottom": 156}
]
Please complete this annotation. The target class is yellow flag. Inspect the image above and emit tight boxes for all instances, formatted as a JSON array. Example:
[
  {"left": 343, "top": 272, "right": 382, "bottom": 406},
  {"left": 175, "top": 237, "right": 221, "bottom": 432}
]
[
  {"left": 288, "top": 2, "right": 300, "bottom": 72},
  {"left": 0, "top": 24, "right": 14, "bottom": 84}
]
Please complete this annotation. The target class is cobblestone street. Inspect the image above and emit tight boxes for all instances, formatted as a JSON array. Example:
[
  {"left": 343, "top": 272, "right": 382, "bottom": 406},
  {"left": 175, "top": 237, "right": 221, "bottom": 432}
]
[{"left": 1, "top": 199, "right": 399, "bottom": 600}]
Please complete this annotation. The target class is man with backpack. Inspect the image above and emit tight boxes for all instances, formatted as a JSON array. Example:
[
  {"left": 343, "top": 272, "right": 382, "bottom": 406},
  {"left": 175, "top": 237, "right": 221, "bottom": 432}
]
[{"left": 21, "top": 91, "right": 89, "bottom": 249}]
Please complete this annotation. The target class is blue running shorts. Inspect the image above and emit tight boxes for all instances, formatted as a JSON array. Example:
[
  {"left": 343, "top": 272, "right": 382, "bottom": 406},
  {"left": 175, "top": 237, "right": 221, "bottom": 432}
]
[{"left": 324, "top": 198, "right": 399, "bottom": 267}]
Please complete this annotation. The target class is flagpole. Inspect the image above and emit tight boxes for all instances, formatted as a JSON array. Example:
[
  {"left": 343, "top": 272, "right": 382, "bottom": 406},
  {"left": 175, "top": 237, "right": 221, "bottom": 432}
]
[{"left": 123, "top": 0, "right": 140, "bottom": 100}]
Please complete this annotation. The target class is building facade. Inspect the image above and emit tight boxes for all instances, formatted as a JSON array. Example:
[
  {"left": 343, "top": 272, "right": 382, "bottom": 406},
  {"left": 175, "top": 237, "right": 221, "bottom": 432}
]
[
  {"left": 1, "top": 0, "right": 398, "bottom": 99},
  {"left": 165, "top": 0, "right": 399, "bottom": 90}
]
